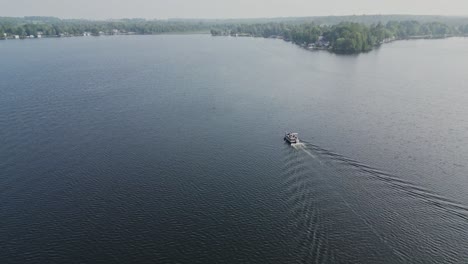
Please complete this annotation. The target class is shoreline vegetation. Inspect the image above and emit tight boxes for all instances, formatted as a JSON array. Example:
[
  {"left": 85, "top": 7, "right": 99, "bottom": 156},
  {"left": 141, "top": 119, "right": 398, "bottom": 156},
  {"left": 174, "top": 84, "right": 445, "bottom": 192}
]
[
  {"left": 1, "top": 15, "right": 468, "bottom": 53},
  {"left": 211, "top": 21, "right": 468, "bottom": 54}
]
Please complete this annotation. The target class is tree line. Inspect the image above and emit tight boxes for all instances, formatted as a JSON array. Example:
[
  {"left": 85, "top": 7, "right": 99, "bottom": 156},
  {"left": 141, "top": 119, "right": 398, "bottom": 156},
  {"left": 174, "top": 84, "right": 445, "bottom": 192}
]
[
  {"left": 2, "top": 16, "right": 468, "bottom": 54},
  {"left": 0, "top": 17, "right": 213, "bottom": 37},
  {"left": 211, "top": 20, "right": 468, "bottom": 53}
]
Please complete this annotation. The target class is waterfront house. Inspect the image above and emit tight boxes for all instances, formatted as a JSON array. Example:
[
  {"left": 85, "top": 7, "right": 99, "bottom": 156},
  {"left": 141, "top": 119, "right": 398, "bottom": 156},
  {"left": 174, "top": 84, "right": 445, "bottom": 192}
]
[
  {"left": 13, "top": 35, "right": 20, "bottom": 39},
  {"left": 315, "top": 36, "right": 330, "bottom": 48},
  {"left": 380, "top": 36, "right": 396, "bottom": 44}
]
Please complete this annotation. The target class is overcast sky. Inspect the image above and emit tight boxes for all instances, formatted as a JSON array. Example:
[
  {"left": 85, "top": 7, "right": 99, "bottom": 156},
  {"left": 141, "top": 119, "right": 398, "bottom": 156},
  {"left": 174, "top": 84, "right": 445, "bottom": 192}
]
[{"left": 1, "top": 0, "right": 468, "bottom": 19}]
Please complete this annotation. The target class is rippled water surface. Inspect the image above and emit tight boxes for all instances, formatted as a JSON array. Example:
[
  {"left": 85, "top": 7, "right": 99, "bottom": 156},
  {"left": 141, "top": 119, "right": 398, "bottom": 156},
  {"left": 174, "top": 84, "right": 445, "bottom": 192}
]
[{"left": 1, "top": 36, "right": 467, "bottom": 263}]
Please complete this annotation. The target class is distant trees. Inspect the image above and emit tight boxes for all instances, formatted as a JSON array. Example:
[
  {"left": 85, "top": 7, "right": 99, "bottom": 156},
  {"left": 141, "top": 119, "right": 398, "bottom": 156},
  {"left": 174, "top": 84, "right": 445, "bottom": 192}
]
[
  {"left": 461, "top": 25, "right": 468, "bottom": 34},
  {"left": 211, "top": 20, "right": 465, "bottom": 53},
  {"left": 386, "top": 21, "right": 455, "bottom": 38},
  {"left": 0, "top": 17, "right": 214, "bottom": 37},
  {"left": 1, "top": 16, "right": 466, "bottom": 54},
  {"left": 221, "top": 23, "right": 291, "bottom": 38},
  {"left": 322, "top": 23, "right": 371, "bottom": 52},
  {"left": 290, "top": 24, "right": 323, "bottom": 43},
  {"left": 210, "top": 29, "right": 226, "bottom": 36}
]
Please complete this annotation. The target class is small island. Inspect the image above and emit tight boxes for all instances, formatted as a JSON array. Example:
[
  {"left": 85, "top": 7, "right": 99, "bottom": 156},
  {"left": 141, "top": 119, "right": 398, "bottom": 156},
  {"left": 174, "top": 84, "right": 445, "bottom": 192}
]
[{"left": 211, "top": 21, "right": 468, "bottom": 54}]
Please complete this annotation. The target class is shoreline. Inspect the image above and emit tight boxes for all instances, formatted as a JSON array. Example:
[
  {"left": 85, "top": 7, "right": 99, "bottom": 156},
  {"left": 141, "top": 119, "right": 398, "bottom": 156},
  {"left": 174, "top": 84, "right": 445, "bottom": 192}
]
[
  {"left": 216, "top": 33, "right": 468, "bottom": 54},
  {"left": 0, "top": 31, "right": 211, "bottom": 40},
  {"left": 2, "top": 32, "right": 467, "bottom": 55}
]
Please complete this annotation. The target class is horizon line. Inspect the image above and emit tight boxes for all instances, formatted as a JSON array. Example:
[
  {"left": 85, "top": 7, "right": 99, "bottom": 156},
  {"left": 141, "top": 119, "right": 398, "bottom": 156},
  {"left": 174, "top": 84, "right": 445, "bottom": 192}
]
[{"left": 2, "top": 13, "right": 468, "bottom": 21}]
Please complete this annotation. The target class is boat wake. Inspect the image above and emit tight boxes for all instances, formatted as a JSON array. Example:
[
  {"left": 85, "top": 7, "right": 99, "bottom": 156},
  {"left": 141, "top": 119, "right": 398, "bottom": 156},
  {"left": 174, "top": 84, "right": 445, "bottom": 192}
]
[
  {"left": 301, "top": 141, "right": 468, "bottom": 221},
  {"left": 281, "top": 140, "right": 468, "bottom": 263},
  {"left": 292, "top": 143, "right": 321, "bottom": 163}
]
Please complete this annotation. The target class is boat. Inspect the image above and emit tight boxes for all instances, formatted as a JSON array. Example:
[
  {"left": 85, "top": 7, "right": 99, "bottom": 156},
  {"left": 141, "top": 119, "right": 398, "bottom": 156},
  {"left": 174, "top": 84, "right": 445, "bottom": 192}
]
[{"left": 284, "top": 132, "right": 299, "bottom": 144}]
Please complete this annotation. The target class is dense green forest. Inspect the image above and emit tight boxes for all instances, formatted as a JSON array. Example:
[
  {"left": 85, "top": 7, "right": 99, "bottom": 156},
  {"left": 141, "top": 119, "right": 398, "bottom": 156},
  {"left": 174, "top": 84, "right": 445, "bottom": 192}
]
[
  {"left": 163, "top": 15, "right": 468, "bottom": 26},
  {"left": 2, "top": 16, "right": 468, "bottom": 53},
  {"left": 0, "top": 17, "right": 213, "bottom": 36},
  {"left": 212, "top": 20, "right": 468, "bottom": 53}
]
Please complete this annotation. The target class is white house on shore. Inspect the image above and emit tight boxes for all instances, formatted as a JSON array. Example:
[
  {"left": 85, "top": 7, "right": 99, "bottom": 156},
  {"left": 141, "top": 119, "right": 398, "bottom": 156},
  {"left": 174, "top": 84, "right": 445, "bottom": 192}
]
[{"left": 13, "top": 35, "right": 20, "bottom": 39}]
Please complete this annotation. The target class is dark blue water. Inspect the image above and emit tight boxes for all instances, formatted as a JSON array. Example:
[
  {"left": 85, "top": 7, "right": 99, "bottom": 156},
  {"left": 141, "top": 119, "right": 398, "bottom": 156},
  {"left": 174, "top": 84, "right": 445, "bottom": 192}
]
[{"left": 1, "top": 35, "right": 468, "bottom": 263}]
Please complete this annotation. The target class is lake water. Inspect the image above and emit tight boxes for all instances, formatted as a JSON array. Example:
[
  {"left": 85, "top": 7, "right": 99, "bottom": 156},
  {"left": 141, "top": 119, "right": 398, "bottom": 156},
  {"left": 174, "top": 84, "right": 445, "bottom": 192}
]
[{"left": 1, "top": 35, "right": 467, "bottom": 263}]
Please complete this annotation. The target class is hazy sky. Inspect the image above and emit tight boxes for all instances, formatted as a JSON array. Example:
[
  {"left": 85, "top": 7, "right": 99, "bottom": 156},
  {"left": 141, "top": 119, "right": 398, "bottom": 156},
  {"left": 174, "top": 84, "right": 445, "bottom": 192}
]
[{"left": 1, "top": 0, "right": 468, "bottom": 19}]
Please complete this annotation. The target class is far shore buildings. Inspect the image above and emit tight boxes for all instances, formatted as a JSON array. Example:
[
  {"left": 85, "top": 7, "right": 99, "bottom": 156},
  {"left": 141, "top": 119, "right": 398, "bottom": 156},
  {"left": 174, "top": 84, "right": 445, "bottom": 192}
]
[
  {"left": 380, "top": 36, "right": 396, "bottom": 44},
  {"left": 307, "top": 36, "right": 330, "bottom": 50}
]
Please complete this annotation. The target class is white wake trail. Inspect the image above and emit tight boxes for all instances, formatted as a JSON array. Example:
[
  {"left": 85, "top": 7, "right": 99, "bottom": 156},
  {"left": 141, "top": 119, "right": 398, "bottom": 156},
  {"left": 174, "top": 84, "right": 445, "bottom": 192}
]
[{"left": 293, "top": 143, "right": 323, "bottom": 164}]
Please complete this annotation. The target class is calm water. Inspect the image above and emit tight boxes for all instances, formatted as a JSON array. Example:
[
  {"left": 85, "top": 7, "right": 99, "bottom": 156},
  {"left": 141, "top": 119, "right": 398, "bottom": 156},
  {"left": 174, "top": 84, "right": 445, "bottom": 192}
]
[{"left": 1, "top": 35, "right": 467, "bottom": 263}]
